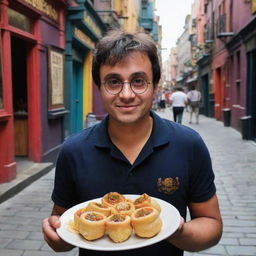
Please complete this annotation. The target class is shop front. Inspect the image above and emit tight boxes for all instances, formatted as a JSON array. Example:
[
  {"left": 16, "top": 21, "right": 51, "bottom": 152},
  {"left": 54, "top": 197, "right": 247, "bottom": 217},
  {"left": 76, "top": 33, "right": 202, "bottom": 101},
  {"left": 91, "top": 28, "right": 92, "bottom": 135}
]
[
  {"left": 64, "top": 0, "right": 106, "bottom": 137},
  {"left": 197, "top": 54, "right": 214, "bottom": 118},
  {"left": 0, "top": 0, "right": 67, "bottom": 183}
]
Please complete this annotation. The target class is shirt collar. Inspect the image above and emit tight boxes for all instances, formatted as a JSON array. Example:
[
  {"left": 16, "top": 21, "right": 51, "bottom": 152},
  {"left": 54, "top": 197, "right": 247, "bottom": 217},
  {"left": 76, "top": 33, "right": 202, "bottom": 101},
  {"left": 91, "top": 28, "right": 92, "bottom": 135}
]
[{"left": 94, "top": 111, "right": 170, "bottom": 148}]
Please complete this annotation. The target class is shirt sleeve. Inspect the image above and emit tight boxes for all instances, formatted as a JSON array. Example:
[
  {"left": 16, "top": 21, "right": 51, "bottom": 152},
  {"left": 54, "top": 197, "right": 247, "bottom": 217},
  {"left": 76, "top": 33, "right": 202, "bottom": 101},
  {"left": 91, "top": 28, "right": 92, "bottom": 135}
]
[
  {"left": 188, "top": 135, "right": 216, "bottom": 203},
  {"left": 51, "top": 146, "right": 79, "bottom": 209}
]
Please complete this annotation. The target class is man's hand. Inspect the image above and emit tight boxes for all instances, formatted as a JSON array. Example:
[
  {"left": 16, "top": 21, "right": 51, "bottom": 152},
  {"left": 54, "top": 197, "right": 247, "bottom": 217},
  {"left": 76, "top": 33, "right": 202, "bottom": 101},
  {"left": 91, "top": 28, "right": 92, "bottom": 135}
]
[
  {"left": 42, "top": 215, "right": 74, "bottom": 252},
  {"left": 167, "top": 195, "right": 222, "bottom": 252}
]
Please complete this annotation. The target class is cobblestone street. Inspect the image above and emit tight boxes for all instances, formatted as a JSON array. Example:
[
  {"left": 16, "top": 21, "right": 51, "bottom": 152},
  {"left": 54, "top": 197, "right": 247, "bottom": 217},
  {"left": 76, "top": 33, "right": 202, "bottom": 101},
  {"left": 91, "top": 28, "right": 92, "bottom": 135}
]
[{"left": 0, "top": 110, "right": 256, "bottom": 256}]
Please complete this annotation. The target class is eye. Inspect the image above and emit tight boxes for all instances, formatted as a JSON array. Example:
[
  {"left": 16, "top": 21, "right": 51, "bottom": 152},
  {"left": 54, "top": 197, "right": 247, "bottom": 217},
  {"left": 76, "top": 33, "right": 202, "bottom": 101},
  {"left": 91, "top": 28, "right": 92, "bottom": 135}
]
[
  {"left": 106, "top": 78, "right": 122, "bottom": 88},
  {"left": 131, "top": 78, "right": 146, "bottom": 87}
]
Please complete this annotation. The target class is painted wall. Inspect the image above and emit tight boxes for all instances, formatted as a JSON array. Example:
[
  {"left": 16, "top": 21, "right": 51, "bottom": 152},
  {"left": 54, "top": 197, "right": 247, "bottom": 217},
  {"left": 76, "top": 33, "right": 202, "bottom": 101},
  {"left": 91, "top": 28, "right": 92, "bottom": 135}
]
[
  {"left": 227, "top": 0, "right": 254, "bottom": 129},
  {"left": 40, "top": 19, "right": 64, "bottom": 157},
  {"left": 83, "top": 52, "right": 93, "bottom": 126}
]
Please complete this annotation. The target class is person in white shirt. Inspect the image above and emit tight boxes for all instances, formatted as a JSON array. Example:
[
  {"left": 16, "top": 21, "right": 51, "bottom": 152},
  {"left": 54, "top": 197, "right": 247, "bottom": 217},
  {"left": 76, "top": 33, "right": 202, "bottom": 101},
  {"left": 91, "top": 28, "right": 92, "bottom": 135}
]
[
  {"left": 187, "top": 85, "right": 201, "bottom": 124},
  {"left": 170, "top": 87, "right": 188, "bottom": 124}
]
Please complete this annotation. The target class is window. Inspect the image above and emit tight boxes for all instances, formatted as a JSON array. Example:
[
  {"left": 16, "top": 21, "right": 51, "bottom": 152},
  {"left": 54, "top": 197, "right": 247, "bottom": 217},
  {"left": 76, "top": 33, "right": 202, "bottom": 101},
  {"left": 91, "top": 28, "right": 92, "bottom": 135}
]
[
  {"left": 8, "top": 8, "right": 33, "bottom": 33},
  {"left": 236, "top": 51, "right": 241, "bottom": 104}
]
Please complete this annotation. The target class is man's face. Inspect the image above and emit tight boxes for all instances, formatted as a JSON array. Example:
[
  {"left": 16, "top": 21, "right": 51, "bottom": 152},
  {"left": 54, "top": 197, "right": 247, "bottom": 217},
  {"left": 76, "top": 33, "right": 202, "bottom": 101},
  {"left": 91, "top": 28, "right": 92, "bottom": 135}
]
[{"left": 99, "top": 52, "right": 157, "bottom": 126}]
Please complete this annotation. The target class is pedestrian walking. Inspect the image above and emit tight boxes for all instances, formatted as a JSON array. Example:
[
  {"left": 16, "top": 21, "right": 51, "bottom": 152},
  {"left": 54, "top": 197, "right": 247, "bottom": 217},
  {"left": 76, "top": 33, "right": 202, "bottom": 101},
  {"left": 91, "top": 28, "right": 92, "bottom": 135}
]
[
  {"left": 170, "top": 87, "right": 188, "bottom": 124},
  {"left": 164, "top": 89, "right": 171, "bottom": 107},
  {"left": 187, "top": 85, "right": 201, "bottom": 124},
  {"left": 42, "top": 29, "right": 222, "bottom": 256},
  {"left": 158, "top": 89, "right": 166, "bottom": 112}
]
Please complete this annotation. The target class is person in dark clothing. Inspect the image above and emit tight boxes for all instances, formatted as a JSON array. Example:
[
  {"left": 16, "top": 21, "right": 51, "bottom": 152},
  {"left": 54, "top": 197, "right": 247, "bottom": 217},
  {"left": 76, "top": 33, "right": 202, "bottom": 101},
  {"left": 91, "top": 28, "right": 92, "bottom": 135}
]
[{"left": 42, "top": 30, "right": 222, "bottom": 256}]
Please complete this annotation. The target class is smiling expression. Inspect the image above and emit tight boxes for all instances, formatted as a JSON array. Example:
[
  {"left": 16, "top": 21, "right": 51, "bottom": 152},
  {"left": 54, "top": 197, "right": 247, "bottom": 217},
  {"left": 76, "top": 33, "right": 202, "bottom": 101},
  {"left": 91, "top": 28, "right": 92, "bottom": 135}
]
[{"left": 99, "top": 52, "right": 157, "bottom": 126}]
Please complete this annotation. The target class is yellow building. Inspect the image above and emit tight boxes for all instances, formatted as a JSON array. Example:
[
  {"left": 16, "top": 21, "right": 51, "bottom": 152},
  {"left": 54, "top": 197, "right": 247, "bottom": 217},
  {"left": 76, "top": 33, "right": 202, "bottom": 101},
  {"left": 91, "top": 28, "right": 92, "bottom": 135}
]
[{"left": 113, "top": 0, "right": 140, "bottom": 32}]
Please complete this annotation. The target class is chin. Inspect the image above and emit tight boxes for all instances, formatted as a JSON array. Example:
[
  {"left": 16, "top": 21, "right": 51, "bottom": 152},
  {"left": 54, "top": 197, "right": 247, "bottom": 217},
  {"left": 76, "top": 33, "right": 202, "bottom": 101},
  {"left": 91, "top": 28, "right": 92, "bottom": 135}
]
[{"left": 113, "top": 113, "right": 148, "bottom": 126}]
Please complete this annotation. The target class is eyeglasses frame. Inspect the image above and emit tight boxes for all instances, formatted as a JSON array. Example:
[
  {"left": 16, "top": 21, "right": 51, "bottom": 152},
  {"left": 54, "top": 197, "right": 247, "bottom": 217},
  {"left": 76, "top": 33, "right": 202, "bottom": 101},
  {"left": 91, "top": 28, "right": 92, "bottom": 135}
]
[{"left": 101, "top": 79, "right": 152, "bottom": 95}]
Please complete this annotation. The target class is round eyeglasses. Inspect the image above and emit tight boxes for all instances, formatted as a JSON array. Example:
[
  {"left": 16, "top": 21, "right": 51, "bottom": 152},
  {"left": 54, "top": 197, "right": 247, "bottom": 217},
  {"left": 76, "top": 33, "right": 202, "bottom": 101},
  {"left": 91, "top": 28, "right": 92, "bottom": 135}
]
[{"left": 102, "top": 78, "right": 151, "bottom": 95}]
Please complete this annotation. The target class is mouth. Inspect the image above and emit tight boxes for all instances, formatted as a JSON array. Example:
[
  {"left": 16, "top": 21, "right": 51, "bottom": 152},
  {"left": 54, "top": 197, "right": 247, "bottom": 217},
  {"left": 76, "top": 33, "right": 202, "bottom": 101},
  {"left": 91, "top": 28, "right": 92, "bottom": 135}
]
[{"left": 117, "top": 105, "right": 138, "bottom": 111}]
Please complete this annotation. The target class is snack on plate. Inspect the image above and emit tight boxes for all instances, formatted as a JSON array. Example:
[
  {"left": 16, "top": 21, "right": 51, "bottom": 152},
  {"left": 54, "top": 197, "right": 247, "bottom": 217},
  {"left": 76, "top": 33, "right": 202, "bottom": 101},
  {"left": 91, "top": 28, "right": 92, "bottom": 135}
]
[
  {"left": 131, "top": 207, "right": 162, "bottom": 238},
  {"left": 106, "top": 214, "right": 133, "bottom": 243},
  {"left": 78, "top": 211, "right": 106, "bottom": 240},
  {"left": 111, "top": 201, "right": 135, "bottom": 216},
  {"left": 85, "top": 202, "right": 112, "bottom": 217},
  {"left": 71, "top": 193, "right": 163, "bottom": 243},
  {"left": 73, "top": 207, "right": 88, "bottom": 231},
  {"left": 102, "top": 192, "right": 126, "bottom": 207},
  {"left": 134, "top": 193, "right": 161, "bottom": 212}
]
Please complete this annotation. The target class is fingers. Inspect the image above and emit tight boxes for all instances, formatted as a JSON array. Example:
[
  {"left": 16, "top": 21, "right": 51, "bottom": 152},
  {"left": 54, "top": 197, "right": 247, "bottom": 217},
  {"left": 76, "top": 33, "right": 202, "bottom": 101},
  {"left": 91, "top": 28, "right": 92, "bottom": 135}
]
[
  {"left": 42, "top": 217, "right": 60, "bottom": 242},
  {"left": 42, "top": 216, "right": 74, "bottom": 252},
  {"left": 178, "top": 216, "right": 185, "bottom": 230},
  {"left": 48, "top": 215, "right": 61, "bottom": 229}
]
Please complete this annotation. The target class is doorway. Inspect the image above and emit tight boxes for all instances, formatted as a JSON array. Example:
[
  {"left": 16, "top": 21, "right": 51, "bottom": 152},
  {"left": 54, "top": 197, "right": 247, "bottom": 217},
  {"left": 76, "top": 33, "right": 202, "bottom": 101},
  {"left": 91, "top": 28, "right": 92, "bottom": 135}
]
[
  {"left": 72, "top": 61, "right": 83, "bottom": 134},
  {"left": 201, "top": 74, "right": 209, "bottom": 116},
  {"left": 215, "top": 67, "right": 224, "bottom": 120},
  {"left": 11, "top": 36, "right": 28, "bottom": 156},
  {"left": 247, "top": 49, "right": 256, "bottom": 141}
]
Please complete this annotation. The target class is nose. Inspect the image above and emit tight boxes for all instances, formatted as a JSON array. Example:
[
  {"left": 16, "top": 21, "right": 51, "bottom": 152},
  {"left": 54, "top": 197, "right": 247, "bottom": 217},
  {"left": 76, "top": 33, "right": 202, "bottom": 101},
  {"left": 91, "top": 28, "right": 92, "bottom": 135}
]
[{"left": 119, "top": 82, "right": 135, "bottom": 98}]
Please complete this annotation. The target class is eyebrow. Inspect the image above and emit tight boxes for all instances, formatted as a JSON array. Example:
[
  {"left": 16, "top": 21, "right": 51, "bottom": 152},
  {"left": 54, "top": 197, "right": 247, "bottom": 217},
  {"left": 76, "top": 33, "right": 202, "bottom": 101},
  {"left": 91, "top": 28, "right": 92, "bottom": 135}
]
[
  {"left": 103, "top": 73, "right": 121, "bottom": 81},
  {"left": 103, "top": 72, "right": 148, "bottom": 81}
]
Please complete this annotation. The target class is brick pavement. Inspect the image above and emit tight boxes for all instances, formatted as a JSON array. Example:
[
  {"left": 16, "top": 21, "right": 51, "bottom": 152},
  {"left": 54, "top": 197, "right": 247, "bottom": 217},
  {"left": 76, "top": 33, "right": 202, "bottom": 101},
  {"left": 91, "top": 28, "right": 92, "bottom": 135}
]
[
  {"left": 0, "top": 109, "right": 255, "bottom": 256},
  {"left": 159, "top": 109, "right": 256, "bottom": 256}
]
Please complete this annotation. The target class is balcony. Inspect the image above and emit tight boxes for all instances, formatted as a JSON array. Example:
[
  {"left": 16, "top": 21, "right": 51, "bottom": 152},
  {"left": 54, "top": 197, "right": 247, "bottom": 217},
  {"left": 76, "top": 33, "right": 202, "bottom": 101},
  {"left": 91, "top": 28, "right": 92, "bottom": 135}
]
[
  {"left": 216, "top": 14, "right": 234, "bottom": 39},
  {"left": 96, "top": 10, "right": 120, "bottom": 29},
  {"left": 139, "top": 0, "right": 154, "bottom": 32}
]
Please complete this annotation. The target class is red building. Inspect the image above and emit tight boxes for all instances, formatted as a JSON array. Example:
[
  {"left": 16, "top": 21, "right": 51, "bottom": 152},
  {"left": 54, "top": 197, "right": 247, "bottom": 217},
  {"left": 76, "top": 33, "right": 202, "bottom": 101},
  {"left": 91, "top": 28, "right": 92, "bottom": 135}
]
[
  {"left": 207, "top": 0, "right": 233, "bottom": 120},
  {"left": 201, "top": 0, "right": 256, "bottom": 141},
  {"left": 226, "top": 1, "right": 256, "bottom": 139},
  {"left": 0, "top": 0, "right": 68, "bottom": 183}
]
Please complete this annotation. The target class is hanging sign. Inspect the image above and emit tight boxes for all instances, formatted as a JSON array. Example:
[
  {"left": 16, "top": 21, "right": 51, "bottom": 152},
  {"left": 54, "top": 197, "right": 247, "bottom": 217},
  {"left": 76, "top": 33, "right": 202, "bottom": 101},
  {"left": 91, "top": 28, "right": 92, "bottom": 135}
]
[
  {"left": 83, "top": 11, "right": 102, "bottom": 38},
  {"left": 23, "top": 0, "right": 58, "bottom": 21},
  {"left": 253, "top": 0, "right": 256, "bottom": 14},
  {"left": 48, "top": 48, "right": 64, "bottom": 110},
  {"left": 75, "top": 28, "right": 95, "bottom": 49}
]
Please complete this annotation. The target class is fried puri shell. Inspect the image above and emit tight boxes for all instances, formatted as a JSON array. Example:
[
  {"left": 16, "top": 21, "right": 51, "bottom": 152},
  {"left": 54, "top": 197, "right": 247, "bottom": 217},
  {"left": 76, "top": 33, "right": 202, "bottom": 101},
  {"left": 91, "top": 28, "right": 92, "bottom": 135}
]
[
  {"left": 78, "top": 211, "right": 106, "bottom": 240},
  {"left": 73, "top": 207, "right": 87, "bottom": 232},
  {"left": 106, "top": 214, "right": 132, "bottom": 243},
  {"left": 85, "top": 202, "right": 112, "bottom": 217},
  {"left": 131, "top": 207, "right": 162, "bottom": 238},
  {"left": 134, "top": 193, "right": 161, "bottom": 212},
  {"left": 150, "top": 199, "right": 161, "bottom": 213},
  {"left": 111, "top": 201, "right": 135, "bottom": 216},
  {"left": 133, "top": 193, "right": 151, "bottom": 208},
  {"left": 102, "top": 192, "right": 126, "bottom": 207}
]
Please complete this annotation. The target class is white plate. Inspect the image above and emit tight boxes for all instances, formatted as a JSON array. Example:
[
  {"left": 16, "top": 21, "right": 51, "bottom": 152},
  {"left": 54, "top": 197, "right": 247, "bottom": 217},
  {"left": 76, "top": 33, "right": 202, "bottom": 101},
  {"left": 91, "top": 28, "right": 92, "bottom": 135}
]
[{"left": 57, "top": 194, "right": 180, "bottom": 251}]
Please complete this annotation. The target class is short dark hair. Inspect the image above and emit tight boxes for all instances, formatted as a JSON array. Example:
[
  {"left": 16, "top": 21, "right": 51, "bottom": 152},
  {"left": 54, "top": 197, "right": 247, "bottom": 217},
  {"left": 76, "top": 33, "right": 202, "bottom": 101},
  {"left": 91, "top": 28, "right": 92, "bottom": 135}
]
[{"left": 92, "top": 30, "right": 161, "bottom": 88}]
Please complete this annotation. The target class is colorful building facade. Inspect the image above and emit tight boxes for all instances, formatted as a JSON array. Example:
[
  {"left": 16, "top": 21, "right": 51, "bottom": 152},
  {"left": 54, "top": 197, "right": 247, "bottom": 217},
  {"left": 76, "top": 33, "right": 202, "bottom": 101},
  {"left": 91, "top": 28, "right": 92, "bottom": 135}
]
[
  {"left": 196, "top": 0, "right": 256, "bottom": 138},
  {"left": 226, "top": 1, "right": 256, "bottom": 139},
  {"left": 64, "top": 0, "right": 106, "bottom": 136},
  {"left": 0, "top": 0, "right": 68, "bottom": 182}
]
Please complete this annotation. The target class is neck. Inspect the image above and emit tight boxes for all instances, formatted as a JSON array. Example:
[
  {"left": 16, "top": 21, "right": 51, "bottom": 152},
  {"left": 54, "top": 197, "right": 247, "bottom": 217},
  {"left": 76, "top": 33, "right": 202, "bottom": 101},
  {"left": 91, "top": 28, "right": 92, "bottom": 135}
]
[{"left": 108, "top": 114, "right": 153, "bottom": 146}]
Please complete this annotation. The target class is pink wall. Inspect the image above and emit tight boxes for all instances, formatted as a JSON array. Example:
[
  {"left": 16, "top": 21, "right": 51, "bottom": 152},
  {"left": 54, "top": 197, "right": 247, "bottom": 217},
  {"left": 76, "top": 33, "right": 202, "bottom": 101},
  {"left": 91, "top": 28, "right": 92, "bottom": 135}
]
[{"left": 232, "top": 1, "right": 252, "bottom": 33}]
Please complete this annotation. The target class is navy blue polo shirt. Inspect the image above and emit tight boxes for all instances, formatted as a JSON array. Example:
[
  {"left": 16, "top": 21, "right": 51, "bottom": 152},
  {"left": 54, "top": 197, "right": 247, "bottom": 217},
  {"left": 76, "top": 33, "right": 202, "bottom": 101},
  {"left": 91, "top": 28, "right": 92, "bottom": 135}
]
[{"left": 52, "top": 111, "right": 216, "bottom": 256}]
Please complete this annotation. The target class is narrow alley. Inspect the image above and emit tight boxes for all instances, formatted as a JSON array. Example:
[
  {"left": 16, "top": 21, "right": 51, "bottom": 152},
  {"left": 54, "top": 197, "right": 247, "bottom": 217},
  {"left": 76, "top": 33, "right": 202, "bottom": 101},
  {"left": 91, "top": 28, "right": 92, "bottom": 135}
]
[{"left": 0, "top": 110, "right": 256, "bottom": 256}]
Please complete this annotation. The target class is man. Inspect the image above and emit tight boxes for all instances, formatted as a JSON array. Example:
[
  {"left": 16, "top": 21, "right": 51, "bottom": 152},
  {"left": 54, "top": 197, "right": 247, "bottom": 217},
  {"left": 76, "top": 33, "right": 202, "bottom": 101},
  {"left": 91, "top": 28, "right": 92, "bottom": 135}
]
[
  {"left": 170, "top": 87, "right": 188, "bottom": 124},
  {"left": 187, "top": 85, "right": 201, "bottom": 124},
  {"left": 42, "top": 30, "right": 222, "bottom": 256}
]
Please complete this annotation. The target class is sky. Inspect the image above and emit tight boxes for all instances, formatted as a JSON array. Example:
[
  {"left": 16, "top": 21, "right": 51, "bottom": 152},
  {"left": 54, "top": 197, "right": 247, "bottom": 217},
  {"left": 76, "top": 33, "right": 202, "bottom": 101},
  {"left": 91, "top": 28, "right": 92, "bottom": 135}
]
[{"left": 155, "top": 0, "right": 195, "bottom": 61}]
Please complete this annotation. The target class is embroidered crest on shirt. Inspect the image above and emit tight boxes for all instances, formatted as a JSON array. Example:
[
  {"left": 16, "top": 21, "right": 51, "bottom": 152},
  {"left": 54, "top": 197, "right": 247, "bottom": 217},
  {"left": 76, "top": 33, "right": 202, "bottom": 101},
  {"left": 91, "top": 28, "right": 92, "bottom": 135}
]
[{"left": 157, "top": 177, "right": 180, "bottom": 195}]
